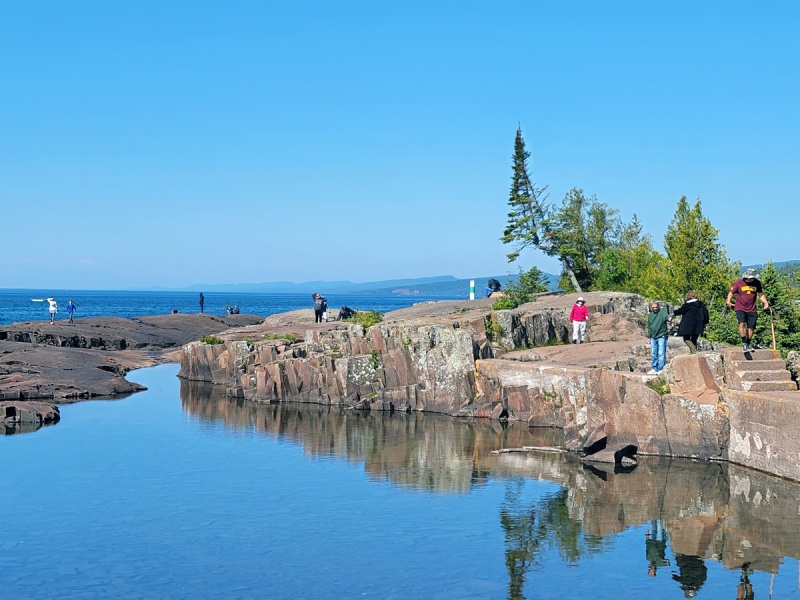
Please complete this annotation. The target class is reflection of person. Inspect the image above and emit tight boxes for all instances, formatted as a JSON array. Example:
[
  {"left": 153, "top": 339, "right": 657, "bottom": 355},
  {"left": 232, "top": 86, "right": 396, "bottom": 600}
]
[
  {"left": 569, "top": 297, "right": 589, "bottom": 344},
  {"left": 313, "top": 293, "right": 327, "bottom": 324},
  {"left": 645, "top": 521, "right": 670, "bottom": 577},
  {"left": 199, "top": 292, "right": 205, "bottom": 313},
  {"left": 66, "top": 300, "right": 77, "bottom": 324},
  {"left": 736, "top": 564, "right": 754, "bottom": 600},
  {"left": 647, "top": 302, "right": 668, "bottom": 374},
  {"left": 47, "top": 297, "right": 58, "bottom": 324},
  {"left": 726, "top": 268, "right": 770, "bottom": 353},
  {"left": 671, "top": 553, "right": 707, "bottom": 598},
  {"left": 671, "top": 291, "right": 709, "bottom": 354}
]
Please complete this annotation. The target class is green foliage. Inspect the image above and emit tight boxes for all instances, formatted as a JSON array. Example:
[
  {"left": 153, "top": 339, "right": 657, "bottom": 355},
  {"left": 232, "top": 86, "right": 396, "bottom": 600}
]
[
  {"left": 344, "top": 310, "right": 383, "bottom": 328},
  {"left": 262, "top": 333, "right": 298, "bottom": 343},
  {"left": 663, "top": 197, "right": 737, "bottom": 304},
  {"left": 492, "top": 296, "right": 518, "bottom": 310},
  {"left": 200, "top": 335, "right": 224, "bottom": 345},
  {"left": 485, "top": 316, "right": 504, "bottom": 340},
  {"left": 492, "top": 266, "right": 549, "bottom": 309},
  {"left": 452, "top": 307, "right": 469, "bottom": 314},
  {"left": 753, "top": 262, "right": 800, "bottom": 354},
  {"left": 546, "top": 188, "right": 627, "bottom": 292},
  {"left": 370, "top": 350, "right": 381, "bottom": 370},
  {"left": 501, "top": 127, "right": 550, "bottom": 263},
  {"left": 646, "top": 377, "right": 671, "bottom": 396}
]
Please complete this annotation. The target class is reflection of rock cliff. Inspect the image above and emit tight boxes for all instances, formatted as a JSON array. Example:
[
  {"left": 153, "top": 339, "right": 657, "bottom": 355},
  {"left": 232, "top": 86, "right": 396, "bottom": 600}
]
[
  {"left": 179, "top": 292, "right": 800, "bottom": 481},
  {"left": 180, "top": 385, "right": 800, "bottom": 577}
]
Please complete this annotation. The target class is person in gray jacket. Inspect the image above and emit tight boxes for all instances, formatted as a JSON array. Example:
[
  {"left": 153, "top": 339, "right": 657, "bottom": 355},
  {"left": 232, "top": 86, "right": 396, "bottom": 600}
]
[{"left": 647, "top": 301, "right": 668, "bottom": 374}]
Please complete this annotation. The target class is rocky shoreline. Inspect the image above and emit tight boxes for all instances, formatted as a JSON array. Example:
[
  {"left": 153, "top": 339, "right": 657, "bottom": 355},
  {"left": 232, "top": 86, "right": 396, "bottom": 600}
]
[
  {"left": 177, "top": 292, "right": 800, "bottom": 482},
  {"left": 5, "top": 295, "right": 800, "bottom": 486},
  {"left": 0, "top": 313, "right": 263, "bottom": 432}
]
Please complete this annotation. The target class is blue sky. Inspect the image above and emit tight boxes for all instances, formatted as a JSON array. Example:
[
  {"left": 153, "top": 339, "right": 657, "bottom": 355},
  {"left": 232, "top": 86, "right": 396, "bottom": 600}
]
[{"left": 2, "top": 1, "right": 798, "bottom": 290}]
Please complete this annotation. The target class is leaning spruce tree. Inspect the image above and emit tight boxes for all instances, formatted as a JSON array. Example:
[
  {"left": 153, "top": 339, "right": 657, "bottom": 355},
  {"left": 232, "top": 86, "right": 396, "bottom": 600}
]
[{"left": 501, "top": 127, "right": 583, "bottom": 292}]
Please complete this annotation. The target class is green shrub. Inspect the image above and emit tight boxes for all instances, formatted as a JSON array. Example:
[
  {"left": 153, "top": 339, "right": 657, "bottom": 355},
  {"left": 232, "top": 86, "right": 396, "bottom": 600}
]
[
  {"left": 492, "top": 296, "right": 517, "bottom": 310},
  {"left": 485, "top": 316, "right": 504, "bottom": 340},
  {"left": 200, "top": 335, "right": 224, "bottom": 345},
  {"left": 646, "top": 377, "right": 671, "bottom": 396},
  {"left": 345, "top": 310, "right": 383, "bottom": 328}
]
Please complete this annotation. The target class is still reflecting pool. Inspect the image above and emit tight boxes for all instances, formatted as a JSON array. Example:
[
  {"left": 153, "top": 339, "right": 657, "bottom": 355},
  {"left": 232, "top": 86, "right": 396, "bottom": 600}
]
[{"left": 2, "top": 365, "right": 799, "bottom": 599}]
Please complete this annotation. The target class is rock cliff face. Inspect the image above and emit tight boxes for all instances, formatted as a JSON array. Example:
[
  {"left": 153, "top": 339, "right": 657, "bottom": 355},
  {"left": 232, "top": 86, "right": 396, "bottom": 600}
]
[{"left": 178, "top": 292, "right": 800, "bottom": 479}]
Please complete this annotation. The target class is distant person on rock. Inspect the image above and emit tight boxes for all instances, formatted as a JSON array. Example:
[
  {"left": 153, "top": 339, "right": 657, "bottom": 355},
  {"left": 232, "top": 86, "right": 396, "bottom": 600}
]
[
  {"left": 486, "top": 278, "right": 501, "bottom": 298},
  {"left": 313, "top": 293, "right": 327, "bottom": 324},
  {"left": 670, "top": 290, "right": 709, "bottom": 354},
  {"left": 726, "top": 268, "right": 769, "bottom": 353},
  {"left": 647, "top": 301, "right": 668, "bottom": 374},
  {"left": 199, "top": 292, "right": 205, "bottom": 313},
  {"left": 47, "top": 297, "right": 58, "bottom": 324},
  {"left": 66, "top": 300, "right": 77, "bottom": 324},
  {"left": 569, "top": 297, "right": 589, "bottom": 344},
  {"left": 337, "top": 305, "right": 355, "bottom": 320}
]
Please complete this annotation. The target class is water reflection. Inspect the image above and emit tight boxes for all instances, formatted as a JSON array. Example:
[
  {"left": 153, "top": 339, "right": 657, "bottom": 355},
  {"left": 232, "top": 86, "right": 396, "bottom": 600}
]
[{"left": 181, "top": 380, "right": 800, "bottom": 599}]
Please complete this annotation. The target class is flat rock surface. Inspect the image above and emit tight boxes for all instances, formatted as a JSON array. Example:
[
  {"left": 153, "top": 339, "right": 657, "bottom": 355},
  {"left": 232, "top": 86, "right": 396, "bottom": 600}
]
[{"left": 0, "top": 313, "right": 263, "bottom": 402}]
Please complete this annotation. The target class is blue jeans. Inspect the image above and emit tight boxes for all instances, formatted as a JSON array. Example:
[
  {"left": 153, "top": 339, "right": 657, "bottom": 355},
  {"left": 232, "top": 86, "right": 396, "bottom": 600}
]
[{"left": 650, "top": 337, "right": 667, "bottom": 371}]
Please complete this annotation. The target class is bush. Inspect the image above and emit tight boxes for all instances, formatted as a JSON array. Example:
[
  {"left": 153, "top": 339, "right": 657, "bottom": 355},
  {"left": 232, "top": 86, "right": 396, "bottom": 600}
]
[
  {"left": 345, "top": 309, "right": 383, "bottom": 328},
  {"left": 492, "top": 266, "right": 548, "bottom": 310},
  {"left": 200, "top": 335, "right": 224, "bottom": 345}
]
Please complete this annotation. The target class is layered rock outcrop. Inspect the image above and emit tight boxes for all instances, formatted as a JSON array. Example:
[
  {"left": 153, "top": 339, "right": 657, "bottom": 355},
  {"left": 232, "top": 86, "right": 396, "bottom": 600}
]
[{"left": 178, "top": 292, "right": 800, "bottom": 479}]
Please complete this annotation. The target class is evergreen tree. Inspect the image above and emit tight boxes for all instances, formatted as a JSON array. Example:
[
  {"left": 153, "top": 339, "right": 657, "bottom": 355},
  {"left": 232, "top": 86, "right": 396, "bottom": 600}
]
[
  {"left": 501, "top": 128, "right": 583, "bottom": 292},
  {"left": 663, "top": 197, "right": 736, "bottom": 305},
  {"left": 754, "top": 262, "right": 800, "bottom": 353},
  {"left": 493, "top": 266, "right": 550, "bottom": 309}
]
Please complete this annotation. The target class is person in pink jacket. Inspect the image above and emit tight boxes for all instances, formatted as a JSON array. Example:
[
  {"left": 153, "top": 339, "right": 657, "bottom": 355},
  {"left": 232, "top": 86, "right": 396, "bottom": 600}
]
[{"left": 569, "top": 297, "right": 589, "bottom": 343}]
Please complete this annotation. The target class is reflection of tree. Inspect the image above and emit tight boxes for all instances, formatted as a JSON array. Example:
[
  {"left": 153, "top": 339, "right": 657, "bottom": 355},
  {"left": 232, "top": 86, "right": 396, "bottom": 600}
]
[{"left": 500, "top": 478, "right": 605, "bottom": 600}]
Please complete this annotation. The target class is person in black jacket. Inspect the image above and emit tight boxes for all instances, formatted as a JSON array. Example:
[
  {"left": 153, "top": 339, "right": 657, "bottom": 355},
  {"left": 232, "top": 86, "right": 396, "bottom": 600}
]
[{"left": 670, "top": 290, "right": 709, "bottom": 354}]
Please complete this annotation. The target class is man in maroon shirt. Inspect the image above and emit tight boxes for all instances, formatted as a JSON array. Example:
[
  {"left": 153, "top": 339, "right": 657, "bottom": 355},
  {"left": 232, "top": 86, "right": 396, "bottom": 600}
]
[{"left": 726, "top": 268, "right": 769, "bottom": 352}]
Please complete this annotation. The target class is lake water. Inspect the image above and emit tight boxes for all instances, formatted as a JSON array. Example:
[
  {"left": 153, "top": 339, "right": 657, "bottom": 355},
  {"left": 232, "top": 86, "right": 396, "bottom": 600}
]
[
  {"left": 3, "top": 365, "right": 800, "bottom": 599},
  {"left": 0, "top": 289, "right": 459, "bottom": 326}
]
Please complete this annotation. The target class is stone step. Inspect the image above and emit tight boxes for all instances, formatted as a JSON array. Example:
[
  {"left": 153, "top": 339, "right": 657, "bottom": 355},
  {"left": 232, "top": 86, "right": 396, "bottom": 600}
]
[
  {"left": 726, "top": 358, "right": 788, "bottom": 371},
  {"left": 731, "top": 380, "right": 799, "bottom": 393},
  {"left": 721, "top": 347, "right": 780, "bottom": 361},
  {"left": 736, "top": 369, "right": 795, "bottom": 382}
]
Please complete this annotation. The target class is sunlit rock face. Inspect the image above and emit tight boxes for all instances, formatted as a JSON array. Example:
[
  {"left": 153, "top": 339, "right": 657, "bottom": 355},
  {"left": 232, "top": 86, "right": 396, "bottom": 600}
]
[{"left": 178, "top": 291, "right": 799, "bottom": 477}]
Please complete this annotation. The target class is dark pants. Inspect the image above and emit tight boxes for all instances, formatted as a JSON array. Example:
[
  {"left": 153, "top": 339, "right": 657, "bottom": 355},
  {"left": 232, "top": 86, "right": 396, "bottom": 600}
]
[{"left": 315, "top": 310, "right": 323, "bottom": 323}]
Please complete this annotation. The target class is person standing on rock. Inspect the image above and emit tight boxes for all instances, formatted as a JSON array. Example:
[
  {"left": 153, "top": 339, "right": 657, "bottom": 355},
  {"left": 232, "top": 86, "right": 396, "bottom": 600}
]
[
  {"left": 726, "top": 268, "right": 769, "bottom": 353},
  {"left": 313, "top": 293, "right": 327, "bottom": 324},
  {"left": 199, "top": 292, "right": 205, "bottom": 313},
  {"left": 66, "top": 299, "right": 77, "bottom": 324},
  {"left": 47, "top": 297, "right": 58, "bottom": 324},
  {"left": 647, "top": 301, "right": 668, "bottom": 374},
  {"left": 671, "top": 290, "right": 709, "bottom": 354},
  {"left": 569, "top": 297, "right": 589, "bottom": 344}
]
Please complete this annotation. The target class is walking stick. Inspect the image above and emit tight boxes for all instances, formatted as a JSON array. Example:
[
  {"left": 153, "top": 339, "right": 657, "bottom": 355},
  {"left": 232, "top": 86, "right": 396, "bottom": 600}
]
[{"left": 769, "top": 307, "right": 777, "bottom": 351}]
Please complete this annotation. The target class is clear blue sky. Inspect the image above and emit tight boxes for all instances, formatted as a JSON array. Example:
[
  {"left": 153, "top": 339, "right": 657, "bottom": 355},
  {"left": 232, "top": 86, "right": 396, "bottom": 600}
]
[{"left": 2, "top": 1, "right": 798, "bottom": 290}]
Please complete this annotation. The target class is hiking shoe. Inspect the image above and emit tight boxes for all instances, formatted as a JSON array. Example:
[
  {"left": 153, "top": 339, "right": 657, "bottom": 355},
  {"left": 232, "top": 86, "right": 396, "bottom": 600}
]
[
  {"left": 743, "top": 344, "right": 750, "bottom": 353},
  {"left": 647, "top": 369, "right": 657, "bottom": 375}
]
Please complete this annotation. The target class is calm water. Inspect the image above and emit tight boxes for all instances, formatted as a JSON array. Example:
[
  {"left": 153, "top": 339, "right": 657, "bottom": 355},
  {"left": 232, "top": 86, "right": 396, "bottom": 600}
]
[
  {"left": 0, "top": 289, "right": 458, "bottom": 326},
  {"left": 3, "top": 365, "right": 800, "bottom": 599}
]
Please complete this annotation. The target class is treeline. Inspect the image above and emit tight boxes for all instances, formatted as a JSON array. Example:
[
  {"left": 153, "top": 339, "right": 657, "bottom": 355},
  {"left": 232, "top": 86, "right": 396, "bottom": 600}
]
[{"left": 503, "top": 128, "right": 800, "bottom": 355}]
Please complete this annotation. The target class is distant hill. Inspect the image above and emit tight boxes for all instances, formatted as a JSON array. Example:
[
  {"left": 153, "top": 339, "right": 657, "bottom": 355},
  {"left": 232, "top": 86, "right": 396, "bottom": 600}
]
[
  {"left": 178, "top": 276, "right": 461, "bottom": 295},
  {"left": 359, "top": 273, "right": 560, "bottom": 297},
  {"left": 170, "top": 273, "right": 559, "bottom": 296}
]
